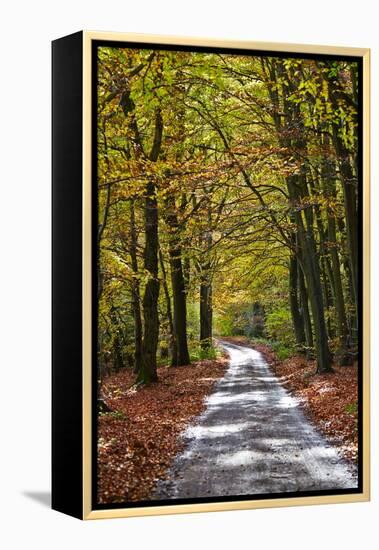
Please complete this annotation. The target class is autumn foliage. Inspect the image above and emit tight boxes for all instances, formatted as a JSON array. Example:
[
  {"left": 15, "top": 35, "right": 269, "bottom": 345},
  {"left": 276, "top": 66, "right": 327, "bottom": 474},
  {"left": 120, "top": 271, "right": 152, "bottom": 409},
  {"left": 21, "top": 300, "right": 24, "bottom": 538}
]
[{"left": 95, "top": 45, "right": 361, "bottom": 504}]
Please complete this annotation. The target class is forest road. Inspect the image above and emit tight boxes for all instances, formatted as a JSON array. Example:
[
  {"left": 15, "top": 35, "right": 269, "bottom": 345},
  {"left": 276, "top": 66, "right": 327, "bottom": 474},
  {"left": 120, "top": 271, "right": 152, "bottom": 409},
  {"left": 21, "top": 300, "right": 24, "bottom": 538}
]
[{"left": 153, "top": 341, "right": 357, "bottom": 499}]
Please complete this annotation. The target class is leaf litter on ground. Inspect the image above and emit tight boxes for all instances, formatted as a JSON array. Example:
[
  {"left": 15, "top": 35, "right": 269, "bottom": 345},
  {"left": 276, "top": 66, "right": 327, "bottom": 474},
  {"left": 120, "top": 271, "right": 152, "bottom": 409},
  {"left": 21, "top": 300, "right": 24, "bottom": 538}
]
[{"left": 97, "top": 356, "right": 228, "bottom": 504}]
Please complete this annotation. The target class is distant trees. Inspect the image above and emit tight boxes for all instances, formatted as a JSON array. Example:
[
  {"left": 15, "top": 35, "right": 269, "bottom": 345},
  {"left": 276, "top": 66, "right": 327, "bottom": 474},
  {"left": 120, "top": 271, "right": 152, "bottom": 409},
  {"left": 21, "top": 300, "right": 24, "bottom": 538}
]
[{"left": 97, "top": 47, "right": 359, "bottom": 383}]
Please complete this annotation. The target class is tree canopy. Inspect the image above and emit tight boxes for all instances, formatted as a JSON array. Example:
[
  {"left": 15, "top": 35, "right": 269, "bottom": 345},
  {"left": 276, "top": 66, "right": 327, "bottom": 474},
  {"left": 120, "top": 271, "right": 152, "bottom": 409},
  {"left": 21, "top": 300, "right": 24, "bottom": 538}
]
[{"left": 96, "top": 46, "right": 359, "bottom": 384}]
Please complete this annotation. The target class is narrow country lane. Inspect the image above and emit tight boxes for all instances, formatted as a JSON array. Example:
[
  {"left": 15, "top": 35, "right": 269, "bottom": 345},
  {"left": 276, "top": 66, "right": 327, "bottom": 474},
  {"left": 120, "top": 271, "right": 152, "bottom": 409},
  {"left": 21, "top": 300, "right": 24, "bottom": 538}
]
[{"left": 153, "top": 341, "right": 357, "bottom": 499}]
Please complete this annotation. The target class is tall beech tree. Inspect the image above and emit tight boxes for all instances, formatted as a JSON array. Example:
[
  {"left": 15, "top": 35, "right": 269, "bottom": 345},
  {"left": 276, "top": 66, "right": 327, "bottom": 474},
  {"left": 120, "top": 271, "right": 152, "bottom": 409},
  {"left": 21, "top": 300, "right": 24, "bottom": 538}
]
[
  {"left": 136, "top": 108, "right": 163, "bottom": 384},
  {"left": 261, "top": 57, "right": 332, "bottom": 372},
  {"left": 163, "top": 194, "right": 191, "bottom": 365},
  {"left": 199, "top": 206, "right": 213, "bottom": 350}
]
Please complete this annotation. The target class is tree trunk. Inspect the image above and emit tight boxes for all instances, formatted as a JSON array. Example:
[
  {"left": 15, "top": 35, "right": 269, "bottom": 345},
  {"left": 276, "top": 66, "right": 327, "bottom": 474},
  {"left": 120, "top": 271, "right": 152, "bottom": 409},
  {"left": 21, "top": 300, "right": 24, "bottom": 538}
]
[
  {"left": 159, "top": 247, "right": 178, "bottom": 365},
  {"left": 137, "top": 107, "right": 163, "bottom": 384},
  {"left": 298, "top": 263, "right": 314, "bottom": 358},
  {"left": 288, "top": 173, "right": 332, "bottom": 373},
  {"left": 169, "top": 243, "right": 190, "bottom": 365},
  {"left": 137, "top": 181, "right": 160, "bottom": 384},
  {"left": 200, "top": 275, "right": 212, "bottom": 350},
  {"left": 327, "top": 200, "right": 352, "bottom": 365},
  {"left": 110, "top": 307, "right": 124, "bottom": 372},
  {"left": 163, "top": 195, "right": 190, "bottom": 366},
  {"left": 321, "top": 257, "right": 334, "bottom": 339},
  {"left": 326, "top": 78, "right": 358, "bottom": 315},
  {"left": 200, "top": 212, "right": 213, "bottom": 350},
  {"left": 264, "top": 58, "right": 332, "bottom": 372},
  {"left": 333, "top": 134, "right": 358, "bottom": 314},
  {"left": 289, "top": 250, "right": 306, "bottom": 351},
  {"left": 129, "top": 199, "right": 143, "bottom": 375},
  {"left": 320, "top": 150, "right": 352, "bottom": 365}
]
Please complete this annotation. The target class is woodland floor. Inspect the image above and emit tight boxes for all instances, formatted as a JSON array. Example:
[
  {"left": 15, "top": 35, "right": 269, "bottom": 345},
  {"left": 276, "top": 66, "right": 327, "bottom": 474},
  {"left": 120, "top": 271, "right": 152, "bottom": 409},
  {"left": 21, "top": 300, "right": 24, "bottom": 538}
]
[
  {"left": 222, "top": 337, "right": 359, "bottom": 463},
  {"left": 153, "top": 340, "right": 356, "bottom": 499},
  {"left": 98, "top": 339, "right": 358, "bottom": 504},
  {"left": 97, "top": 356, "right": 228, "bottom": 503}
]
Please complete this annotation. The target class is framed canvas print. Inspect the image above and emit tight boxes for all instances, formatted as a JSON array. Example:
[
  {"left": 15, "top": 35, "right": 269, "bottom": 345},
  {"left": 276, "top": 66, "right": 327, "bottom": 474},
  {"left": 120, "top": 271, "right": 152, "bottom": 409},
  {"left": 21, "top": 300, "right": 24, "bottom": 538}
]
[{"left": 52, "top": 31, "right": 370, "bottom": 520}]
